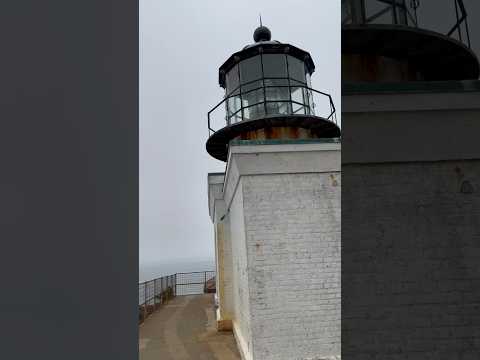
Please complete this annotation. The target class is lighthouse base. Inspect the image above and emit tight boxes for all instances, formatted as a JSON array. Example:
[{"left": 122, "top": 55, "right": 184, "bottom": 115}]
[{"left": 208, "top": 139, "right": 341, "bottom": 360}]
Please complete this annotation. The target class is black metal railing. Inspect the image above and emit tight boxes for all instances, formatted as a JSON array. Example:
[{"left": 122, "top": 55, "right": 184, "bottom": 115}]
[
  {"left": 138, "top": 270, "right": 216, "bottom": 324},
  {"left": 342, "top": 0, "right": 471, "bottom": 48},
  {"left": 208, "top": 81, "right": 337, "bottom": 137}
]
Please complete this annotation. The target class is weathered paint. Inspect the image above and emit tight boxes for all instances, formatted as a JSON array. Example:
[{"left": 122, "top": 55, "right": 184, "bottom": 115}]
[
  {"left": 237, "top": 126, "right": 318, "bottom": 141},
  {"left": 342, "top": 54, "right": 420, "bottom": 82}
]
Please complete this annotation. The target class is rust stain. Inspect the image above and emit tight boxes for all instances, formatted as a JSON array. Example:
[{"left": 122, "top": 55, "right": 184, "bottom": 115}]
[
  {"left": 342, "top": 54, "right": 419, "bottom": 82},
  {"left": 330, "top": 174, "right": 338, "bottom": 187},
  {"left": 236, "top": 127, "right": 318, "bottom": 141}
]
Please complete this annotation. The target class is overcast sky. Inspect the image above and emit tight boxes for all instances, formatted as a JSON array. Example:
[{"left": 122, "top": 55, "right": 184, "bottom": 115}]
[
  {"left": 139, "top": 0, "right": 341, "bottom": 266},
  {"left": 139, "top": 0, "right": 480, "bottom": 268}
]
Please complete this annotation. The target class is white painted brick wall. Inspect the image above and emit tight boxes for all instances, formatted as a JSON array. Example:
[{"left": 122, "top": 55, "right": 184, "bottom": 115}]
[
  {"left": 241, "top": 172, "right": 341, "bottom": 360},
  {"left": 214, "top": 199, "right": 234, "bottom": 320},
  {"left": 343, "top": 160, "right": 480, "bottom": 359},
  {"left": 229, "top": 180, "right": 254, "bottom": 359}
]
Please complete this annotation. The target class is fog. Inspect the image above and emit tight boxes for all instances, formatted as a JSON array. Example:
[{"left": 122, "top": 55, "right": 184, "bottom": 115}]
[{"left": 139, "top": 0, "right": 341, "bottom": 267}]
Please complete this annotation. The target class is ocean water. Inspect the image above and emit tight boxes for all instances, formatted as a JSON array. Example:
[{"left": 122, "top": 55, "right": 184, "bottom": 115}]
[{"left": 139, "top": 258, "right": 215, "bottom": 283}]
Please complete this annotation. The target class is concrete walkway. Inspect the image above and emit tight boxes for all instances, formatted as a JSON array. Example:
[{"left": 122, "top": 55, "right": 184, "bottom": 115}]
[{"left": 139, "top": 294, "right": 241, "bottom": 360}]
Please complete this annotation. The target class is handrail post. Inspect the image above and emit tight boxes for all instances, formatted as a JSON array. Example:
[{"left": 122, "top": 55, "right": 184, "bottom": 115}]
[
  {"left": 154, "top": 279, "right": 157, "bottom": 307},
  {"left": 161, "top": 276, "right": 164, "bottom": 304},
  {"left": 144, "top": 282, "right": 147, "bottom": 319}
]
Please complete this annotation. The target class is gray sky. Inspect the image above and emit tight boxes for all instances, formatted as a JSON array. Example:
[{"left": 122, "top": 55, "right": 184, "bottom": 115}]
[
  {"left": 139, "top": 0, "right": 338, "bottom": 266},
  {"left": 139, "top": 0, "right": 480, "bottom": 267}
]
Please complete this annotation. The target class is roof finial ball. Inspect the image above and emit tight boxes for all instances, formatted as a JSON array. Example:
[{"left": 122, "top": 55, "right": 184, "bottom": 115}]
[{"left": 253, "top": 25, "right": 271, "bottom": 43}]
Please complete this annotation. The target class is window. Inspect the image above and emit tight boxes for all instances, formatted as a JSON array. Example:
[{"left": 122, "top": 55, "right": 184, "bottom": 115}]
[
  {"left": 242, "top": 88, "right": 264, "bottom": 109},
  {"left": 264, "top": 78, "right": 289, "bottom": 102},
  {"left": 244, "top": 103, "right": 265, "bottom": 121},
  {"left": 222, "top": 53, "right": 318, "bottom": 123},
  {"left": 226, "top": 65, "right": 239, "bottom": 95},
  {"left": 227, "top": 95, "right": 241, "bottom": 117},
  {"left": 240, "top": 55, "right": 262, "bottom": 92},
  {"left": 287, "top": 55, "right": 306, "bottom": 83}
]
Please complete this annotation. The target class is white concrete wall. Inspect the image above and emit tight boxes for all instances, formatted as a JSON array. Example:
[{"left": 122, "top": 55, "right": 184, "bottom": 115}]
[{"left": 216, "top": 142, "right": 341, "bottom": 360}]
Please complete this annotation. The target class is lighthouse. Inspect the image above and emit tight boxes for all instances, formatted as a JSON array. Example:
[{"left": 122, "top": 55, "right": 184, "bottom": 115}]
[{"left": 207, "top": 26, "right": 341, "bottom": 360}]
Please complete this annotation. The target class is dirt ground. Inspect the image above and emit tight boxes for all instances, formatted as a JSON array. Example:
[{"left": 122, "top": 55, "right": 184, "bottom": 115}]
[{"left": 139, "top": 294, "right": 241, "bottom": 360}]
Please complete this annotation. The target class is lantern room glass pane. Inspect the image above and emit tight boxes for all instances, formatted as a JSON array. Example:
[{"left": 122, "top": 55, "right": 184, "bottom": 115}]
[
  {"left": 244, "top": 103, "right": 265, "bottom": 121},
  {"left": 266, "top": 101, "right": 291, "bottom": 116},
  {"left": 262, "top": 54, "right": 288, "bottom": 78},
  {"left": 287, "top": 55, "right": 306, "bottom": 83},
  {"left": 291, "top": 86, "right": 312, "bottom": 115},
  {"left": 306, "top": 73, "right": 312, "bottom": 88},
  {"left": 291, "top": 86, "right": 305, "bottom": 105},
  {"left": 292, "top": 103, "right": 306, "bottom": 115},
  {"left": 226, "top": 64, "right": 239, "bottom": 95},
  {"left": 240, "top": 55, "right": 262, "bottom": 85},
  {"left": 242, "top": 87, "right": 264, "bottom": 110},
  {"left": 227, "top": 95, "right": 241, "bottom": 117},
  {"left": 264, "top": 79, "right": 290, "bottom": 102},
  {"left": 242, "top": 79, "right": 263, "bottom": 93},
  {"left": 230, "top": 112, "right": 243, "bottom": 124}
]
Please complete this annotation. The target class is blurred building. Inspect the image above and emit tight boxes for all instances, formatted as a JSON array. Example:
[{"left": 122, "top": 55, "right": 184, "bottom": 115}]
[{"left": 342, "top": 0, "right": 480, "bottom": 358}]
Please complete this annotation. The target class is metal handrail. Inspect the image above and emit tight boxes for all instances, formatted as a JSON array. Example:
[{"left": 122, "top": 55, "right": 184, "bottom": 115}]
[
  {"left": 138, "top": 270, "right": 216, "bottom": 324},
  {"left": 208, "top": 82, "right": 337, "bottom": 136}
]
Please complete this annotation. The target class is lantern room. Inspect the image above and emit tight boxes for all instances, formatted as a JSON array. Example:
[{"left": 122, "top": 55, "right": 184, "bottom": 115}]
[{"left": 206, "top": 26, "right": 340, "bottom": 162}]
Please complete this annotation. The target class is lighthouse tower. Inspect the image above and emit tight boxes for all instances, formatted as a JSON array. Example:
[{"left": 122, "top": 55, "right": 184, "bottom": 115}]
[{"left": 207, "top": 26, "right": 341, "bottom": 360}]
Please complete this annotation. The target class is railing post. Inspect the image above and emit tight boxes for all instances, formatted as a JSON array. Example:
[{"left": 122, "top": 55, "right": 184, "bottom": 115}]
[
  {"left": 161, "top": 276, "right": 164, "bottom": 304},
  {"left": 139, "top": 270, "right": 217, "bottom": 324},
  {"left": 166, "top": 276, "right": 168, "bottom": 300},
  {"left": 168, "top": 276, "right": 171, "bottom": 300},
  {"left": 154, "top": 278, "right": 157, "bottom": 307},
  {"left": 143, "top": 282, "right": 147, "bottom": 319}
]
